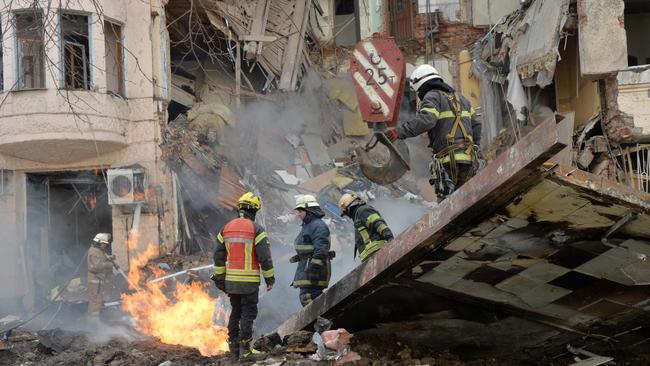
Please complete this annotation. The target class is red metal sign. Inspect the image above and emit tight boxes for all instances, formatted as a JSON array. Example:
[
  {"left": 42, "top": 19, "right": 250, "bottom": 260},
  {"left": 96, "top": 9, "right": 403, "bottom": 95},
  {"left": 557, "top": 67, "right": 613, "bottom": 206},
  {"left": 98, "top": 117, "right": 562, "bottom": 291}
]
[{"left": 349, "top": 37, "right": 406, "bottom": 126}]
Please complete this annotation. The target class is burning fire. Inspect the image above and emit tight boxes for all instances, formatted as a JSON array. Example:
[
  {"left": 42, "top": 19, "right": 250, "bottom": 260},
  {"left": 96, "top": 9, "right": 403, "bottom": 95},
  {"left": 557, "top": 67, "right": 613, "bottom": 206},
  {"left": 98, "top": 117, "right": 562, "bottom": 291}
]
[{"left": 121, "top": 244, "right": 230, "bottom": 356}]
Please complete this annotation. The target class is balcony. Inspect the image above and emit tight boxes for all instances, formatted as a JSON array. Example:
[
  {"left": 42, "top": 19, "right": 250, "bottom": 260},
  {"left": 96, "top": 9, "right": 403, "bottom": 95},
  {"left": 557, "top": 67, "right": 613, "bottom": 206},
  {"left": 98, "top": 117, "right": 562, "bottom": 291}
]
[{"left": 0, "top": 89, "right": 129, "bottom": 164}]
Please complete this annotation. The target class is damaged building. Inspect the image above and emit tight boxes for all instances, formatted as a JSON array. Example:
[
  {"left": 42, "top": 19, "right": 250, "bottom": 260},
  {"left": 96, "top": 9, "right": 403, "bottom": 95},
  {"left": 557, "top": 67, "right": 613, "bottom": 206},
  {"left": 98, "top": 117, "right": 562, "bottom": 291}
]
[
  {"left": 0, "top": 0, "right": 649, "bottom": 365},
  {"left": 0, "top": 0, "right": 177, "bottom": 312}
]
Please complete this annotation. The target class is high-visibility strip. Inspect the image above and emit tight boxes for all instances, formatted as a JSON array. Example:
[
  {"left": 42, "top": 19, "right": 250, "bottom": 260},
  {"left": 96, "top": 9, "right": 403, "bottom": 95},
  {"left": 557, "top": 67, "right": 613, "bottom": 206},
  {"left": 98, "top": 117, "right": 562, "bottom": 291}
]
[
  {"left": 435, "top": 110, "right": 472, "bottom": 119},
  {"left": 357, "top": 227, "right": 371, "bottom": 244},
  {"left": 262, "top": 268, "right": 274, "bottom": 278},
  {"left": 293, "top": 279, "right": 329, "bottom": 287},
  {"left": 226, "top": 268, "right": 259, "bottom": 275},
  {"left": 441, "top": 153, "right": 473, "bottom": 164},
  {"left": 244, "top": 242, "right": 252, "bottom": 270},
  {"left": 366, "top": 213, "right": 381, "bottom": 226},
  {"left": 254, "top": 232, "right": 268, "bottom": 245},
  {"left": 224, "top": 237, "right": 253, "bottom": 245},
  {"left": 377, "top": 223, "right": 389, "bottom": 235},
  {"left": 226, "top": 274, "right": 261, "bottom": 283},
  {"left": 216, "top": 233, "right": 224, "bottom": 243},
  {"left": 311, "top": 258, "right": 324, "bottom": 266},
  {"left": 420, "top": 107, "right": 439, "bottom": 117},
  {"left": 295, "top": 244, "right": 314, "bottom": 251},
  {"left": 360, "top": 240, "right": 387, "bottom": 262},
  {"left": 214, "top": 265, "right": 225, "bottom": 275}
]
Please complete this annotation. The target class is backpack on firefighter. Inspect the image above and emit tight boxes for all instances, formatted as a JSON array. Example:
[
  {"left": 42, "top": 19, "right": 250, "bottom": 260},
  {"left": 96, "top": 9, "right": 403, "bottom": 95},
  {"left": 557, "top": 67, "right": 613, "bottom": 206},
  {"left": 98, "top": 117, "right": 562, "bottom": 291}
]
[{"left": 429, "top": 92, "right": 485, "bottom": 198}]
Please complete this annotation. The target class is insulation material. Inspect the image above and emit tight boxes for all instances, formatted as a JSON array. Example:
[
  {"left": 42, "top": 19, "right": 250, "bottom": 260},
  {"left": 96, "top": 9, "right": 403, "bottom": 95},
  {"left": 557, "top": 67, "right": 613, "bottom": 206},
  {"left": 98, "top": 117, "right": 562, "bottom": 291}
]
[{"left": 513, "top": 0, "right": 569, "bottom": 87}]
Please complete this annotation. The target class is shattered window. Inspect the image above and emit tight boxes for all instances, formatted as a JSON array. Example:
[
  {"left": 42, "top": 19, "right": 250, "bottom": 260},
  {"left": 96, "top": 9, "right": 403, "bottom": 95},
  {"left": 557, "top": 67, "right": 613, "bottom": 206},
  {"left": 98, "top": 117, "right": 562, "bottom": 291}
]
[
  {"left": 624, "top": 0, "right": 650, "bottom": 66},
  {"left": 105, "top": 21, "right": 124, "bottom": 96},
  {"left": 15, "top": 11, "right": 45, "bottom": 90},
  {"left": 61, "top": 13, "right": 91, "bottom": 90}
]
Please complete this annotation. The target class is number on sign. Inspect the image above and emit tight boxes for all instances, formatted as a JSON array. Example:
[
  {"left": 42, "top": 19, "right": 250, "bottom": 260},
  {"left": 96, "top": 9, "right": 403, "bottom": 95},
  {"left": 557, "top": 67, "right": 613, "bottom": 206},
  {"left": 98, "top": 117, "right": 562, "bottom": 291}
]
[{"left": 365, "top": 67, "right": 389, "bottom": 86}]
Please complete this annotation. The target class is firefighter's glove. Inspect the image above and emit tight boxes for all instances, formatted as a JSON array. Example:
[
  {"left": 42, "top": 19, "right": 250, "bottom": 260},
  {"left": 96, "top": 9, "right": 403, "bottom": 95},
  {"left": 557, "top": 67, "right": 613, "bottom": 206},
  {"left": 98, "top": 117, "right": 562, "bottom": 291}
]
[
  {"left": 265, "top": 276, "right": 275, "bottom": 291},
  {"left": 307, "top": 262, "right": 322, "bottom": 281},
  {"left": 210, "top": 274, "right": 226, "bottom": 291},
  {"left": 289, "top": 254, "right": 300, "bottom": 263},
  {"left": 385, "top": 128, "right": 399, "bottom": 142},
  {"left": 106, "top": 255, "right": 116, "bottom": 262}
]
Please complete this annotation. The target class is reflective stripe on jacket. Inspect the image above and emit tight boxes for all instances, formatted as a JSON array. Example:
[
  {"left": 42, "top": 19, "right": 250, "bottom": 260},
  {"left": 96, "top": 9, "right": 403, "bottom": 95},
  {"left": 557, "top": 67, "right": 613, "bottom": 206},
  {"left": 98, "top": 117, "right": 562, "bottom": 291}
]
[
  {"left": 292, "top": 214, "right": 331, "bottom": 288},
  {"left": 214, "top": 216, "right": 274, "bottom": 295},
  {"left": 395, "top": 88, "right": 481, "bottom": 156},
  {"left": 353, "top": 204, "right": 394, "bottom": 262}
]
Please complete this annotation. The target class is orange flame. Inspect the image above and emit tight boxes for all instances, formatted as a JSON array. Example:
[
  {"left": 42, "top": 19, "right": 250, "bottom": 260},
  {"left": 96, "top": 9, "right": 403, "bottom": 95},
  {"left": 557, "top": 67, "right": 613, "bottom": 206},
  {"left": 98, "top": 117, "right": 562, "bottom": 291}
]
[{"left": 121, "top": 243, "right": 230, "bottom": 356}]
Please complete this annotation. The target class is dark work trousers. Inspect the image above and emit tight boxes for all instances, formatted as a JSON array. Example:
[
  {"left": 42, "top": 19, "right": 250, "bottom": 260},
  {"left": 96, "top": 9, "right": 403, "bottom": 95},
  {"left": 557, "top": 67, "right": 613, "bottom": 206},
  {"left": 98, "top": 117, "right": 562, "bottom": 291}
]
[
  {"left": 227, "top": 288, "right": 259, "bottom": 343},
  {"left": 445, "top": 163, "right": 474, "bottom": 191},
  {"left": 299, "top": 286, "right": 326, "bottom": 307}
]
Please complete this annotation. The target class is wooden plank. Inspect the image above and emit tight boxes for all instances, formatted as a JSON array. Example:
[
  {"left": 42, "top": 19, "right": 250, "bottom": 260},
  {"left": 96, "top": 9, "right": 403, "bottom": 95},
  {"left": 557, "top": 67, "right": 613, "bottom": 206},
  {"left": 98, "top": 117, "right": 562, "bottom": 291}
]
[
  {"left": 247, "top": 0, "right": 271, "bottom": 58},
  {"left": 279, "top": 0, "right": 309, "bottom": 91}
]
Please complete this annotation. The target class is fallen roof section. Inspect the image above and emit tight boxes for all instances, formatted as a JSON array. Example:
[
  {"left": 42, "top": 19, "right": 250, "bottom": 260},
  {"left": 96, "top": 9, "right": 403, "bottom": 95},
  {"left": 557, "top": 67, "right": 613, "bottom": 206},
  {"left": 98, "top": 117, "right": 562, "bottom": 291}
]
[{"left": 276, "top": 116, "right": 650, "bottom": 356}]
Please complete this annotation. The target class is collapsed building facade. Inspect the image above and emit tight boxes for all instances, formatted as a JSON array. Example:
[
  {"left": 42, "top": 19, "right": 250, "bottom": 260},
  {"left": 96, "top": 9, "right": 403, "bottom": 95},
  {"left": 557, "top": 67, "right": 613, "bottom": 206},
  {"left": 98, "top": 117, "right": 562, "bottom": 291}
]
[{"left": 0, "top": 0, "right": 649, "bottom": 364}]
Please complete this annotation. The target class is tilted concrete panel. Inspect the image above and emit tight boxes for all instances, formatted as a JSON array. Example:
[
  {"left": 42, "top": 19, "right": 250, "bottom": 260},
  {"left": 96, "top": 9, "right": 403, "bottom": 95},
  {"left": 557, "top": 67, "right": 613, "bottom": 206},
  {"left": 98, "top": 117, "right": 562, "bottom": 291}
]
[{"left": 578, "top": 0, "right": 628, "bottom": 76}]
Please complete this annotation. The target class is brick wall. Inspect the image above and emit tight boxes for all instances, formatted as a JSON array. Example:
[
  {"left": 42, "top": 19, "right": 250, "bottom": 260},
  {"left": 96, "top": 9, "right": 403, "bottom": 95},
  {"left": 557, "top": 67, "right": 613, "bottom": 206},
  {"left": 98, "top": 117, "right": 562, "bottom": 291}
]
[{"left": 409, "top": 14, "right": 488, "bottom": 88}]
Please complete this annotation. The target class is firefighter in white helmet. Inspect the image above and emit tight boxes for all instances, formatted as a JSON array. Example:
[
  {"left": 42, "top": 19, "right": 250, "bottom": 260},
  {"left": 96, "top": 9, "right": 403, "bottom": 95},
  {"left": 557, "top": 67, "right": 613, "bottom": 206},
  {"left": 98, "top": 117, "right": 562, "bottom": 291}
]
[
  {"left": 386, "top": 64, "right": 483, "bottom": 199},
  {"left": 290, "top": 195, "right": 334, "bottom": 307},
  {"left": 87, "top": 233, "right": 115, "bottom": 319}
]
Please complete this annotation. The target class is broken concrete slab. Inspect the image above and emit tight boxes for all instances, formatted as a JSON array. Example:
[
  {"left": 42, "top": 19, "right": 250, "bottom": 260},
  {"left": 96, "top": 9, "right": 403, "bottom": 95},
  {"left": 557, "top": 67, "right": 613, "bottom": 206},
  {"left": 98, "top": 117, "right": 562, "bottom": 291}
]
[{"left": 577, "top": 0, "right": 628, "bottom": 77}]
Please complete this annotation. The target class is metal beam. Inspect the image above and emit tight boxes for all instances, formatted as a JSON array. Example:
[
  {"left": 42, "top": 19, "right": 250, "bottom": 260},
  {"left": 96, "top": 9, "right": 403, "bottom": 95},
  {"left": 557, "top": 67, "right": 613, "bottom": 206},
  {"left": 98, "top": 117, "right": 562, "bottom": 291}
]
[{"left": 276, "top": 117, "right": 565, "bottom": 337}]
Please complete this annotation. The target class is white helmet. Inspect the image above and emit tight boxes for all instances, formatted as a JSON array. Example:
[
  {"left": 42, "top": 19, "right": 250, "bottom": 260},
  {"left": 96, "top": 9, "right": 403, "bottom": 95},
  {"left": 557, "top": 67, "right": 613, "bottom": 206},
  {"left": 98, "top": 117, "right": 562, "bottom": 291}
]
[
  {"left": 93, "top": 233, "right": 112, "bottom": 245},
  {"left": 409, "top": 64, "right": 442, "bottom": 92},
  {"left": 294, "top": 194, "right": 320, "bottom": 209}
]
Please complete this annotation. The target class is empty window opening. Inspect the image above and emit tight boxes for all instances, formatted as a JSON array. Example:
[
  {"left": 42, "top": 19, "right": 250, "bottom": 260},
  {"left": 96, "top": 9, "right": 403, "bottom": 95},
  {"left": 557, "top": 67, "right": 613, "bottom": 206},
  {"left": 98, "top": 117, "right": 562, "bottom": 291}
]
[
  {"left": 15, "top": 11, "right": 45, "bottom": 89},
  {"left": 624, "top": 0, "right": 650, "bottom": 67},
  {"left": 104, "top": 21, "right": 124, "bottom": 96},
  {"left": 334, "top": 0, "right": 359, "bottom": 46},
  {"left": 62, "top": 14, "right": 90, "bottom": 90}
]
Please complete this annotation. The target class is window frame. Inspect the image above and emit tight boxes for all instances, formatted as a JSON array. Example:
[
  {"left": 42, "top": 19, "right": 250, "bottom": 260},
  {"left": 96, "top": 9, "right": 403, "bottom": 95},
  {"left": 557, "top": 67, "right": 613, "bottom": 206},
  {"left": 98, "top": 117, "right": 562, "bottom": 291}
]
[
  {"left": 59, "top": 10, "right": 93, "bottom": 91},
  {"left": 104, "top": 18, "right": 126, "bottom": 97},
  {"left": 13, "top": 9, "right": 46, "bottom": 90}
]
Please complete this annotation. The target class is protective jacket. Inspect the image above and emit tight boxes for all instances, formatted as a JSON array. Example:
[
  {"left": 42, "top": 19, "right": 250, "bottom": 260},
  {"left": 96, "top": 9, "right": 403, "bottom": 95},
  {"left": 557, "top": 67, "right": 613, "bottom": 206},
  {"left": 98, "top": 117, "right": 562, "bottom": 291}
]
[
  {"left": 292, "top": 211, "right": 331, "bottom": 288},
  {"left": 396, "top": 82, "right": 481, "bottom": 162},
  {"left": 214, "top": 212, "right": 275, "bottom": 295},
  {"left": 87, "top": 245, "right": 113, "bottom": 283},
  {"left": 350, "top": 204, "right": 393, "bottom": 262}
]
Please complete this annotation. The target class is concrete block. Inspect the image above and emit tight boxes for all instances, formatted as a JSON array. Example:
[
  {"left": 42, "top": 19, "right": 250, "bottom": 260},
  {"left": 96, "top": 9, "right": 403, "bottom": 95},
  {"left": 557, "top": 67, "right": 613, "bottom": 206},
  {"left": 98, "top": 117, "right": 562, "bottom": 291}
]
[{"left": 578, "top": 0, "right": 628, "bottom": 76}]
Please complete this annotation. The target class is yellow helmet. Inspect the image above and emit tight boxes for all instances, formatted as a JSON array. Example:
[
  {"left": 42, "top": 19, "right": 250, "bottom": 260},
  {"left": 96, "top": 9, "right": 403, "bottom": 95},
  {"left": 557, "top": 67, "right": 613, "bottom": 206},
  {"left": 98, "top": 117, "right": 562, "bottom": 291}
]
[
  {"left": 338, "top": 193, "right": 363, "bottom": 214},
  {"left": 238, "top": 192, "right": 261, "bottom": 211}
]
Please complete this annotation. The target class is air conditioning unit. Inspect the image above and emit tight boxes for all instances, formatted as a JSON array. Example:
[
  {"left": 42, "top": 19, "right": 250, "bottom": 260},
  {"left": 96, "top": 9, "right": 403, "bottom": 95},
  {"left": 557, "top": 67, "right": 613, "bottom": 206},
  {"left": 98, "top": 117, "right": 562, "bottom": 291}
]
[{"left": 107, "top": 168, "right": 147, "bottom": 205}]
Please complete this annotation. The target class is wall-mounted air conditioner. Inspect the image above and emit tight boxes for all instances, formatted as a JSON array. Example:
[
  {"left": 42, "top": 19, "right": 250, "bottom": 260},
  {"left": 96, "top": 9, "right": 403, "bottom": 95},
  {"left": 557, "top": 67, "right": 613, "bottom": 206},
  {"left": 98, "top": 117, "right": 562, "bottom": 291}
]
[{"left": 107, "top": 167, "right": 147, "bottom": 205}]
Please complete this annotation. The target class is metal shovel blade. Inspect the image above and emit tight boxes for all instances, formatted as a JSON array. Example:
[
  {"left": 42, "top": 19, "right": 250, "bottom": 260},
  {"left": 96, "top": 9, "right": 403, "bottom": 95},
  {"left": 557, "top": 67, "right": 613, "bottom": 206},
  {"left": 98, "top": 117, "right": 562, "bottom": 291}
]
[{"left": 356, "top": 132, "right": 410, "bottom": 185}]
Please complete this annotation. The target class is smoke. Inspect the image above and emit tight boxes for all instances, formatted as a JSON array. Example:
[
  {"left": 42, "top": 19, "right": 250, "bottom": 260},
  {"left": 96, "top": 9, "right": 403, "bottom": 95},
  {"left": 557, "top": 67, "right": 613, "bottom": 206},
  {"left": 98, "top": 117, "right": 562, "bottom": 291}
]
[{"left": 209, "top": 72, "right": 433, "bottom": 335}]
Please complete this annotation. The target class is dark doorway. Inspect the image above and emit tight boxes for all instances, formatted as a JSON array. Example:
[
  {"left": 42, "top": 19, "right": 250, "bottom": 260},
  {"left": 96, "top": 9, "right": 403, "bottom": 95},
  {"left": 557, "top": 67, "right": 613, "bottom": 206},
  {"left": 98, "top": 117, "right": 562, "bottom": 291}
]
[{"left": 26, "top": 170, "right": 112, "bottom": 304}]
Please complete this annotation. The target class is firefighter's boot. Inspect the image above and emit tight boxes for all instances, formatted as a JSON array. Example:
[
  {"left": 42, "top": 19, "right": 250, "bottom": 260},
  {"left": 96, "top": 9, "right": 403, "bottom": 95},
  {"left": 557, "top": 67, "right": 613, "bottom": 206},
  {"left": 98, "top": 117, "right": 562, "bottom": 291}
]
[
  {"left": 239, "top": 338, "right": 267, "bottom": 361},
  {"left": 227, "top": 339, "right": 239, "bottom": 361}
]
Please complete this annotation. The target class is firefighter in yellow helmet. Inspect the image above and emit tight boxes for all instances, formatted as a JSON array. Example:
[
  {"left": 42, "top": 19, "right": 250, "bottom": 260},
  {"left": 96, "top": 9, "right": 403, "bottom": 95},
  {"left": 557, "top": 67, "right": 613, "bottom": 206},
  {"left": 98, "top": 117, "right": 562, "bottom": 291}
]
[
  {"left": 212, "top": 192, "right": 274, "bottom": 361},
  {"left": 87, "top": 233, "right": 115, "bottom": 319},
  {"left": 339, "top": 193, "right": 394, "bottom": 262},
  {"left": 290, "top": 194, "right": 333, "bottom": 306}
]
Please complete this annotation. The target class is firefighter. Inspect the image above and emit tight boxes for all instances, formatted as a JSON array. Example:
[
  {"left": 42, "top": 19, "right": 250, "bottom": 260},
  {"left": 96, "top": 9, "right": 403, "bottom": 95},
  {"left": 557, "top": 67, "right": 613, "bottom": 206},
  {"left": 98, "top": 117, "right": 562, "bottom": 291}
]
[
  {"left": 338, "top": 193, "right": 394, "bottom": 262},
  {"left": 212, "top": 192, "right": 274, "bottom": 362},
  {"left": 87, "top": 233, "right": 114, "bottom": 319},
  {"left": 386, "top": 64, "right": 482, "bottom": 199},
  {"left": 290, "top": 194, "right": 332, "bottom": 307}
]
